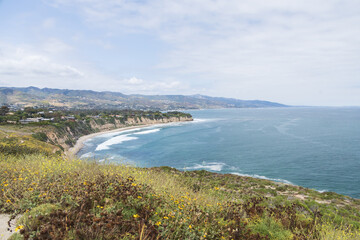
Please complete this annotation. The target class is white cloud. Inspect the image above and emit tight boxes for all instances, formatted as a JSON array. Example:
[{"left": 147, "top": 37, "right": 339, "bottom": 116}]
[
  {"left": 27, "top": 1, "right": 360, "bottom": 104},
  {"left": 125, "top": 77, "right": 143, "bottom": 85},
  {"left": 0, "top": 43, "right": 84, "bottom": 81},
  {"left": 117, "top": 78, "right": 183, "bottom": 94},
  {"left": 0, "top": 41, "right": 187, "bottom": 94}
]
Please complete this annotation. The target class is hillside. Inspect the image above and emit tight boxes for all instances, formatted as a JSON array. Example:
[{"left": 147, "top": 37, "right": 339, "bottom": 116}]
[
  {"left": 0, "top": 109, "right": 193, "bottom": 153},
  {"left": 0, "top": 87, "right": 287, "bottom": 110},
  {"left": 0, "top": 119, "right": 359, "bottom": 239}
]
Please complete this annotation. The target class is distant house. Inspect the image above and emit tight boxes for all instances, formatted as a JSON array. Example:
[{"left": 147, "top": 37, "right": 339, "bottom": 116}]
[
  {"left": 19, "top": 117, "right": 54, "bottom": 124},
  {"left": 39, "top": 118, "right": 54, "bottom": 122},
  {"left": 65, "top": 116, "right": 76, "bottom": 122},
  {"left": 20, "top": 118, "right": 41, "bottom": 124},
  {"left": 19, "top": 120, "right": 29, "bottom": 124},
  {"left": 9, "top": 105, "right": 19, "bottom": 111}
]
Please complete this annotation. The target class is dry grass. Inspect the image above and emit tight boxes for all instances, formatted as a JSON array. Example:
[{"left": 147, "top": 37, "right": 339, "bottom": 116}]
[{"left": 1, "top": 154, "right": 359, "bottom": 239}]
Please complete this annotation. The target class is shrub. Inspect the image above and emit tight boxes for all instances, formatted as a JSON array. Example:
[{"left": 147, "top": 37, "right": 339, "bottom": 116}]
[{"left": 31, "top": 132, "right": 48, "bottom": 142}]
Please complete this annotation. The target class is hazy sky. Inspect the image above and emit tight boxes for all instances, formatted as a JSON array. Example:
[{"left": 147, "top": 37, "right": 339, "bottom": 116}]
[{"left": 0, "top": 0, "right": 359, "bottom": 106}]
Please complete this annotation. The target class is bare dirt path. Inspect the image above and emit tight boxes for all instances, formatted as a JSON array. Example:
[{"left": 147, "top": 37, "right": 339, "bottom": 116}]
[{"left": 0, "top": 214, "right": 13, "bottom": 240}]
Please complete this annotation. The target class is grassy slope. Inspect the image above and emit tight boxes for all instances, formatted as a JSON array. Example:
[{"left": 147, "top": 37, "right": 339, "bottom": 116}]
[
  {"left": 0, "top": 127, "right": 359, "bottom": 239},
  {"left": 0, "top": 126, "right": 60, "bottom": 156}
]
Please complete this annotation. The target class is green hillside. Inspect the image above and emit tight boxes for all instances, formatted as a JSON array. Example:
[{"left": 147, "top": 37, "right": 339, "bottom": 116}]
[
  {"left": 0, "top": 123, "right": 359, "bottom": 240},
  {"left": 0, "top": 87, "right": 287, "bottom": 110}
]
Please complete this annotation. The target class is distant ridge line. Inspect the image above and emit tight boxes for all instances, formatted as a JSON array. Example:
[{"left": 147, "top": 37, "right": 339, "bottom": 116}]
[{"left": 0, "top": 86, "right": 288, "bottom": 110}]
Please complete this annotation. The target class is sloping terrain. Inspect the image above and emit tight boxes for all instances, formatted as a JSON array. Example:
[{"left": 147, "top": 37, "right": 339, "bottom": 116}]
[
  {"left": 0, "top": 122, "right": 359, "bottom": 239},
  {"left": 0, "top": 87, "right": 287, "bottom": 110}
]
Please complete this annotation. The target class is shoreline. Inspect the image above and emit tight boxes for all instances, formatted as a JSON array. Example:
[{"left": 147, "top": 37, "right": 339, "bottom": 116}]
[{"left": 66, "top": 121, "right": 192, "bottom": 158}]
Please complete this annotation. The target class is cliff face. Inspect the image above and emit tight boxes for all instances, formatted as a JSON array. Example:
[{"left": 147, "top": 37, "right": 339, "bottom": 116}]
[{"left": 45, "top": 116, "right": 192, "bottom": 151}]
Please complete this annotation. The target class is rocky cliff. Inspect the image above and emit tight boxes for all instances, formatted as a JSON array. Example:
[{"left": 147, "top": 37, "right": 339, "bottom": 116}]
[{"left": 45, "top": 116, "right": 193, "bottom": 152}]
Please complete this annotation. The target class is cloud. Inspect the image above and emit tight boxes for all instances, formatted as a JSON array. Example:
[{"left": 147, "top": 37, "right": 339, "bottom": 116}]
[
  {"left": 46, "top": 1, "right": 360, "bottom": 73},
  {"left": 0, "top": 43, "right": 84, "bottom": 80},
  {"left": 125, "top": 77, "right": 144, "bottom": 85},
  {"left": 117, "top": 78, "right": 183, "bottom": 94},
  {"left": 0, "top": 41, "right": 186, "bottom": 94},
  {"left": 24, "top": 1, "right": 360, "bottom": 104}
]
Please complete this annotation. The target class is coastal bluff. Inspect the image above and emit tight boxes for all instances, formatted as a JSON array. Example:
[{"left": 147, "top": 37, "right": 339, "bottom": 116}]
[{"left": 44, "top": 115, "right": 193, "bottom": 153}]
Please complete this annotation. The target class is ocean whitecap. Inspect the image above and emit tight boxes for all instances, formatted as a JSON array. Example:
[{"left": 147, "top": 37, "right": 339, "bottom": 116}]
[
  {"left": 80, "top": 152, "right": 94, "bottom": 159},
  {"left": 231, "top": 172, "right": 293, "bottom": 185},
  {"left": 133, "top": 129, "right": 160, "bottom": 135},
  {"left": 185, "top": 162, "right": 226, "bottom": 171},
  {"left": 95, "top": 134, "right": 138, "bottom": 151}
]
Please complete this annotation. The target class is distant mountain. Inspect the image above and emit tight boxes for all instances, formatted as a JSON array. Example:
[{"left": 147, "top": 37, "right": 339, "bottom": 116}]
[{"left": 0, "top": 86, "right": 287, "bottom": 110}]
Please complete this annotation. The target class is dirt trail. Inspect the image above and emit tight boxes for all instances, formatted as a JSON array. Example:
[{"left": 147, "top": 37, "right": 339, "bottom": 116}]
[{"left": 0, "top": 214, "right": 13, "bottom": 240}]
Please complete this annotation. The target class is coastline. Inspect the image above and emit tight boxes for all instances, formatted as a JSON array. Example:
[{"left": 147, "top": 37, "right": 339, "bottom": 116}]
[{"left": 66, "top": 121, "right": 192, "bottom": 158}]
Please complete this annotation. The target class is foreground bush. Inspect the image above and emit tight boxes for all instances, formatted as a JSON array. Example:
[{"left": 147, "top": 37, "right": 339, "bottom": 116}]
[{"left": 1, "top": 154, "right": 359, "bottom": 239}]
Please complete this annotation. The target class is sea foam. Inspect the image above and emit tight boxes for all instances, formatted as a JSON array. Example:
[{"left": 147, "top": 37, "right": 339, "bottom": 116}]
[
  {"left": 316, "top": 189, "right": 328, "bottom": 193},
  {"left": 96, "top": 134, "right": 138, "bottom": 151},
  {"left": 231, "top": 172, "right": 293, "bottom": 185},
  {"left": 133, "top": 129, "right": 160, "bottom": 135},
  {"left": 94, "top": 128, "right": 145, "bottom": 139},
  {"left": 185, "top": 162, "right": 226, "bottom": 171},
  {"left": 80, "top": 152, "right": 94, "bottom": 159},
  {"left": 192, "top": 118, "right": 223, "bottom": 123}
]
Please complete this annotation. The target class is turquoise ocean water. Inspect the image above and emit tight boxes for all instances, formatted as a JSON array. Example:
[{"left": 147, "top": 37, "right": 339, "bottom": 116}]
[{"left": 78, "top": 108, "right": 360, "bottom": 198}]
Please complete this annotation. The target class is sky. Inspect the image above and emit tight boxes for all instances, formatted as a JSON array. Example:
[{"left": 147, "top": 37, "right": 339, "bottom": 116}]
[{"left": 0, "top": 0, "right": 359, "bottom": 106}]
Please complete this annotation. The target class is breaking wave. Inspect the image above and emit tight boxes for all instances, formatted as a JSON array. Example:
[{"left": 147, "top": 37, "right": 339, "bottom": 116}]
[
  {"left": 185, "top": 162, "right": 226, "bottom": 172},
  {"left": 231, "top": 172, "right": 293, "bottom": 185},
  {"left": 80, "top": 152, "right": 94, "bottom": 159},
  {"left": 96, "top": 135, "right": 138, "bottom": 151},
  {"left": 133, "top": 129, "right": 160, "bottom": 135}
]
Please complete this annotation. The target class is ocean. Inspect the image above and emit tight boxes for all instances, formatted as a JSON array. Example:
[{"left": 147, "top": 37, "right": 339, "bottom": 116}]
[{"left": 78, "top": 107, "right": 360, "bottom": 199}]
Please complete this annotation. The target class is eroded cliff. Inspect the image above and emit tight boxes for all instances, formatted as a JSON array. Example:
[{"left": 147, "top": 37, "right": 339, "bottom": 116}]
[{"left": 45, "top": 116, "right": 193, "bottom": 151}]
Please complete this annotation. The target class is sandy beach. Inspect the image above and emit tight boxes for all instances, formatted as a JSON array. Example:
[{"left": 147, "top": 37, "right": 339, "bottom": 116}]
[{"left": 66, "top": 121, "right": 190, "bottom": 158}]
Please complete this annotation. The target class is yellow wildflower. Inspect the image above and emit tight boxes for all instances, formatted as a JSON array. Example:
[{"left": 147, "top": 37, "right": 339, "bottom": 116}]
[{"left": 15, "top": 225, "right": 24, "bottom": 232}]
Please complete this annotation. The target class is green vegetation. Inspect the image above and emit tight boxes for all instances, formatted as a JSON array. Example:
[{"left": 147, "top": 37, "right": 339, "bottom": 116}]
[
  {"left": 1, "top": 150, "right": 359, "bottom": 239},
  {"left": 0, "top": 86, "right": 286, "bottom": 111},
  {"left": 0, "top": 108, "right": 193, "bottom": 151},
  {"left": 0, "top": 131, "right": 57, "bottom": 156},
  {"left": 0, "top": 107, "right": 192, "bottom": 125},
  {"left": 31, "top": 133, "right": 48, "bottom": 142},
  {"left": 0, "top": 112, "right": 359, "bottom": 239}
]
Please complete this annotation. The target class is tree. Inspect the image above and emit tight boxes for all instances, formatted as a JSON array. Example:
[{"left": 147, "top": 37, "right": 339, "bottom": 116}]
[{"left": 0, "top": 106, "right": 9, "bottom": 116}]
